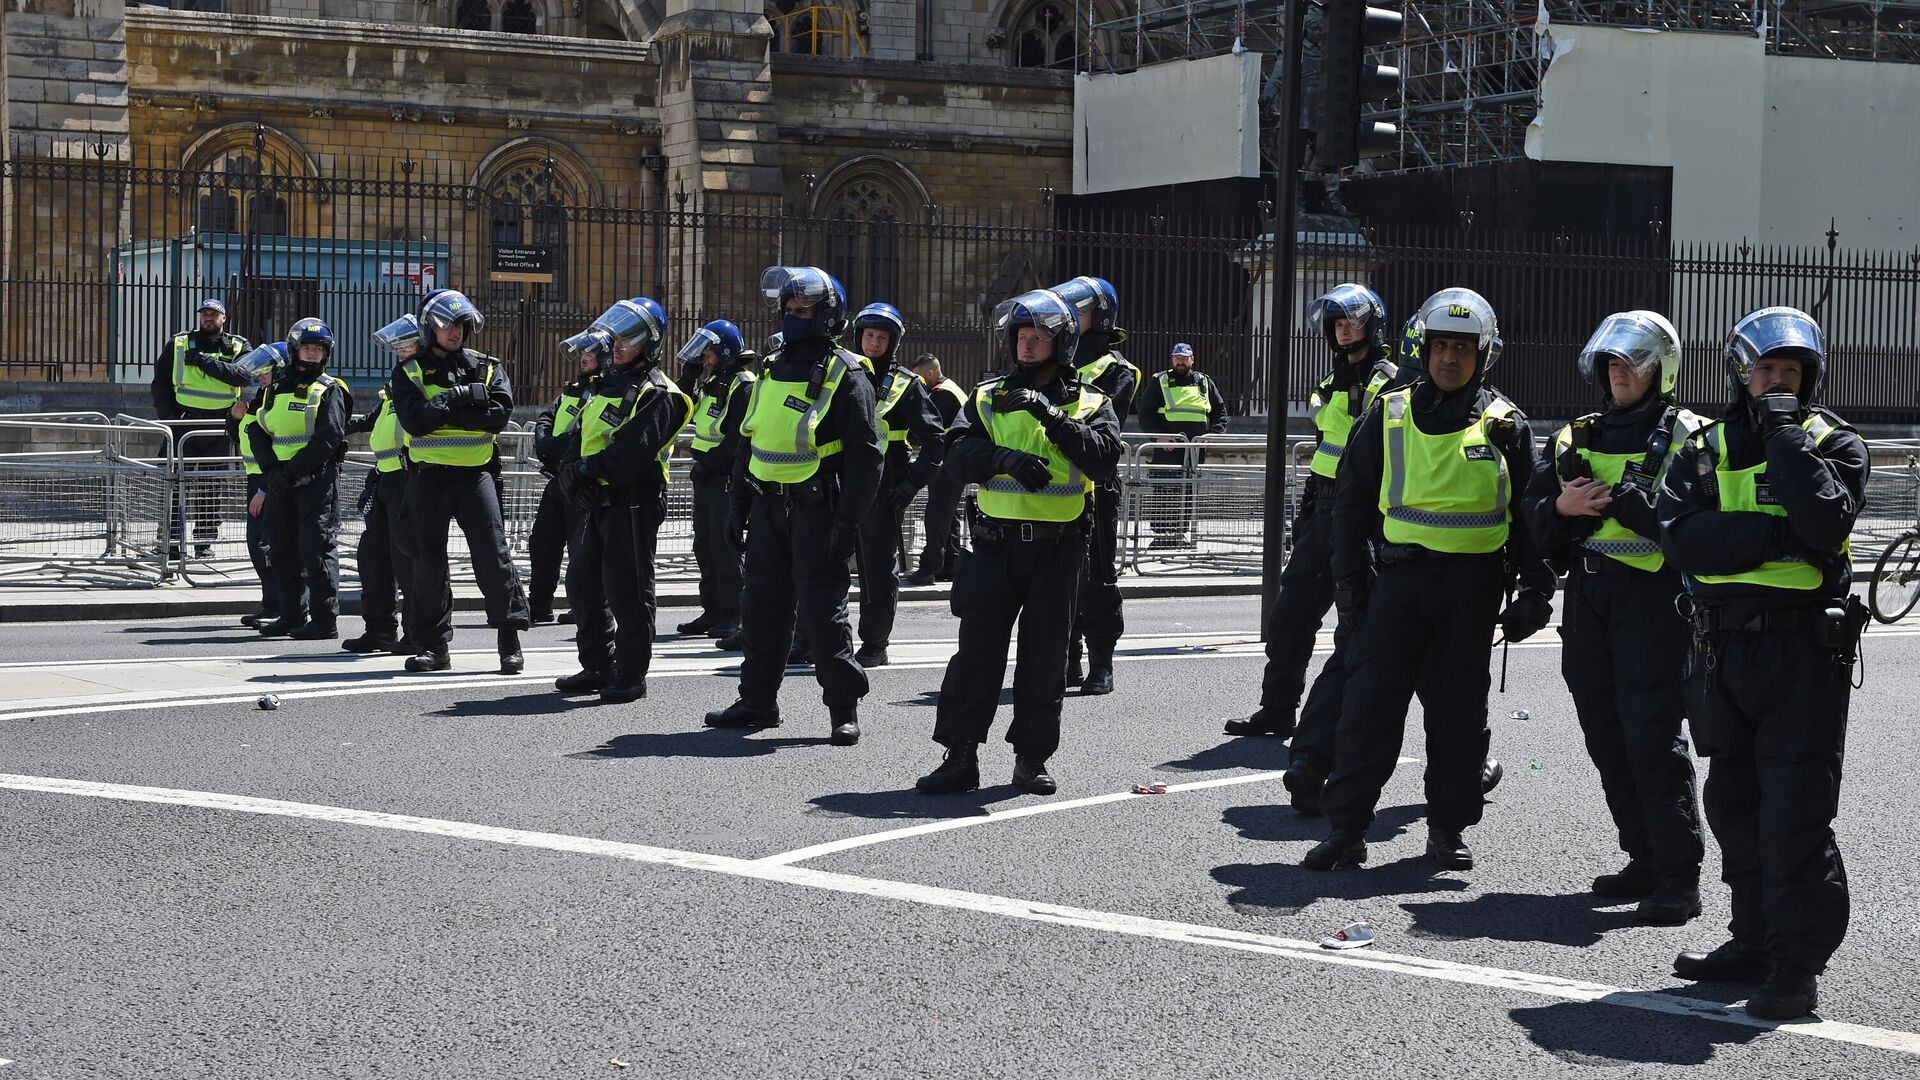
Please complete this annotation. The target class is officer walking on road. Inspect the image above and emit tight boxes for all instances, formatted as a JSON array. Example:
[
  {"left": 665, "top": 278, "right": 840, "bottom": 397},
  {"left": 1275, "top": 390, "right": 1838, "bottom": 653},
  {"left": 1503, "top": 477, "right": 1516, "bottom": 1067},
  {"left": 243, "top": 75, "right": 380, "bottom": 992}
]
[
  {"left": 1052, "top": 275, "right": 1138, "bottom": 696},
  {"left": 902, "top": 353, "right": 969, "bottom": 588},
  {"left": 389, "top": 289, "right": 531, "bottom": 675},
  {"left": 232, "top": 341, "right": 285, "bottom": 628},
  {"left": 674, "top": 319, "right": 755, "bottom": 643},
  {"left": 704, "top": 267, "right": 883, "bottom": 744},
  {"left": 1522, "top": 311, "right": 1707, "bottom": 925},
  {"left": 341, "top": 315, "right": 429, "bottom": 656},
  {"left": 550, "top": 298, "right": 693, "bottom": 703},
  {"left": 527, "top": 328, "right": 602, "bottom": 625},
  {"left": 851, "top": 302, "right": 946, "bottom": 668},
  {"left": 152, "top": 298, "right": 253, "bottom": 559},
  {"left": 248, "top": 318, "right": 352, "bottom": 640},
  {"left": 915, "top": 288, "right": 1124, "bottom": 797},
  {"left": 1658, "top": 306, "right": 1868, "bottom": 1020},
  {"left": 1304, "top": 288, "right": 1555, "bottom": 872},
  {"left": 1137, "top": 342, "right": 1228, "bottom": 547}
]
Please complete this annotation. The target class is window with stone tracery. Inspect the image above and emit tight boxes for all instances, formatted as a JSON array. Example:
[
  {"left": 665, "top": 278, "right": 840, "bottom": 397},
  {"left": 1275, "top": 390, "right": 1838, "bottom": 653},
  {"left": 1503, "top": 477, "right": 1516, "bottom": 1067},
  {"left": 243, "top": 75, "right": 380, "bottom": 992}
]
[
  {"left": 823, "top": 178, "right": 902, "bottom": 305},
  {"left": 1010, "top": 1, "right": 1077, "bottom": 69},
  {"left": 487, "top": 164, "right": 573, "bottom": 303},
  {"left": 191, "top": 151, "right": 291, "bottom": 237}
]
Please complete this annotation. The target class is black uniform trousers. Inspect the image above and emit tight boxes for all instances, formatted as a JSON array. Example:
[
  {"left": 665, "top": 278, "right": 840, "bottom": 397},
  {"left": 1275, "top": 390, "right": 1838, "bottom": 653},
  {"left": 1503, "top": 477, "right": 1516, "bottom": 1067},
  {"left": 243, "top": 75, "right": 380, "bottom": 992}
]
[
  {"left": 855, "top": 464, "right": 908, "bottom": 649},
  {"left": 1289, "top": 597, "right": 1361, "bottom": 776},
  {"left": 1321, "top": 552, "right": 1504, "bottom": 834},
  {"left": 689, "top": 464, "right": 742, "bottom": 626},
  {"left": 526, "top": 479, "right": 569, "bottom": 614},
  {"left": 1260, "top": 485, "right": 1337, "bottom": 726},
  {"left": 1693, "top": 620, "right": 1851, "bottom": 972},
  {"left": 934, "top": 520, "right": 1087, "bottom": 762},
  {"left": 1559, "top": 562, "right": 1704, "bottom": 874},
  {"left": 1072, "top": 481, "right": 1125, "bottom": 652},
  {"left": 357, "top": 469, "right": 421, "bottom": 639},
  {"left": 737, "top": 486, "right": 868, "bottom": 711},
  {"left": 1147, "top": 445, "right": 1203, "bottom": 538},
  {"left": 406, "top": 463, "right": 531, "bottom": 649},
  {"left": 168, "top": 414, "right": 230, "bottom": 549},
  {"left": 265, "top": 464, "right": 341, "bottom": 624},
  {"left": 916, "top": 467, "right": 966, "bottom": 577},
  {"left": 569, "top": 486, "right": 665, "bottom": 681},
  {"left": 244, "top": 473, "right": 276, "bottom": 617}
]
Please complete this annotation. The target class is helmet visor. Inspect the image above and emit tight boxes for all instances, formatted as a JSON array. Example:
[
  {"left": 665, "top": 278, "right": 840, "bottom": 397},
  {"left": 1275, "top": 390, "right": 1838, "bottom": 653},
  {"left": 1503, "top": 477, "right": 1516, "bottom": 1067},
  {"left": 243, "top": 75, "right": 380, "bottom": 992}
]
[
  {"left": 760, "top": 266, "right": 830, "bottom": 308},
  {"left": 1417, "top": 288, "right": 1497, "bottom": 352},
  {"left": 1578, "top": 312, "right": 1675, "bottom": 383},
  {"left": 560, "top": 328, "right": 613, "bottom": 361},
  {"left": 591, "top": 300, "right": 663, "bottom": 349},
  {"left": 991, "top": 295, "right": 1075, "bottom": 341},
  {"left": 1728, "top": 308, "right": 1824, "bottom": 380},
  {"left": 675, "top": 327, "right": 721, "bottom": 365},
  {"left": 372, "top": 315, "right": 422, "bottom": 355},
  {"left": 422, "top": 292, "right": 483, "bottom": 333},
  {"left": 1307, "top": 284, "right": 1378, "bottom": 327},
  {"left": 238, "top": 343, "right": 283, "bottom": 376}
]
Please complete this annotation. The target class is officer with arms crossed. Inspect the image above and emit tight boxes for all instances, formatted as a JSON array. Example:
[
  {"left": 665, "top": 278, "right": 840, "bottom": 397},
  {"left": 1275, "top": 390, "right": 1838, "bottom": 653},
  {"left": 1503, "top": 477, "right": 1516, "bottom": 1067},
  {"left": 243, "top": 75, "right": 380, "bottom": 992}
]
[
  {"left": 1522, "top": 311, "right": 1707, "bottom": 925},
  {"left": 1304, "top": 288, "right": 1555, "bottom": 871},
  {"left": 389, "top": 289, "right": 532, "bottom": 675},
  {"left": 916, "top": 289, "right": 1124, "bottom": 797},
  {"left": 152, "top": 298, "right": 253, "bottom": 559},
  {"left": 248, "top": 319, "right": 352, "bottom": 640},
  {"left": 675, "top": 319, "right": 755, "bottom": 643},
  {"left": 704, "top": 267, "right": 883, "bottom": 745},
  {"left": 551, "top": 298, "right": 693, "bottom": 703},
  {"left": 1658, "top": 306, "right": 1868, "bottom": 1020}
]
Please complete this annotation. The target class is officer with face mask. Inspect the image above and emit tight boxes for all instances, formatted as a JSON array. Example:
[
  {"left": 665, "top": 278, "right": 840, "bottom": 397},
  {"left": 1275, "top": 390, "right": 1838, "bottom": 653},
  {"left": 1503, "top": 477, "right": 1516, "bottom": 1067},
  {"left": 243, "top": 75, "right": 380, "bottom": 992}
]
[
  {"left": 232, "top": 341, "right": 287, "bottom": 629},
  {"left": 248, "top": 318, "right": 353, "bottom": 639},
  {"left": 673, "top": 320, "right": 755, "bottom": 643},
  {"left": 549, "top": 298, "right": 693, "bottom": 703},
  {"left": 1304, "top": 288, "right": 1555, "bottom": 872},
  {"left": 915, "top": 289, "right": 1125, "bottom": 797},
  {"left": 527, "top": 323, "right": 605, "bottom": 626},
  {"left": 704, "top": 267, "right": 883, "bottom": 744},
  {"left": 1657, "top": 307, "right": 1868, "bottom": 1020},
  {"left": 1521, "top": 311, "right": 1707, "bottom": 925},
  {"left": 389, "top": 289, "right": 531, "bottom": 675},
  {"left": 153, "top": 298, "right": 254, "bottom": 559},
  {"left": 849, "top": 302, "right": 945, "bottom": 668}
]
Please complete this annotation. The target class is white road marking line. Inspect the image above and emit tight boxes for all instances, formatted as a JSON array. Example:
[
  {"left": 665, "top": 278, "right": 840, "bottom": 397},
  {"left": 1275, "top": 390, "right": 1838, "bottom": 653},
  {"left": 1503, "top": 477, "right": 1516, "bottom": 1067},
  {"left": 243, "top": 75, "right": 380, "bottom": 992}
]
[{"left": 4, "top": 772, "right": 1916, "bottom": 1058}]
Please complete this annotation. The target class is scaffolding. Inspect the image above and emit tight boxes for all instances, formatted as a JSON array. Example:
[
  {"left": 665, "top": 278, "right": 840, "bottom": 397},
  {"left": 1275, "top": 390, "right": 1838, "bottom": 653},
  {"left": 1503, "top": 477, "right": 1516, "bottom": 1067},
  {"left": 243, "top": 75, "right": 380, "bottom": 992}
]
[{"left": 1083, "top": 1, "right": 1920, "bottom": 174}]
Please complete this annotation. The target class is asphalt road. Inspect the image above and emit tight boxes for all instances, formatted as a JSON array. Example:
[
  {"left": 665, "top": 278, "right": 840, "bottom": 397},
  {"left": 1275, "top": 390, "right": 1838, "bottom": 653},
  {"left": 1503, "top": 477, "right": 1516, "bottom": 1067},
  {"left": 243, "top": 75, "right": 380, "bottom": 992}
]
[{"left": 4, "top": 597, "right": 1919, "bottom": 1078}]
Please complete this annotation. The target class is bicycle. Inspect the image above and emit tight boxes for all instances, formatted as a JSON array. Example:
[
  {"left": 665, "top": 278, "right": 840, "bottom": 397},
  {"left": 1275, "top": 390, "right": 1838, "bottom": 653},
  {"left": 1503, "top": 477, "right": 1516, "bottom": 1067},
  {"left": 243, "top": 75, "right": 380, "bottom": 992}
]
[{"left": 1869, "top": 453, "right": 1920, "bottom": 623}]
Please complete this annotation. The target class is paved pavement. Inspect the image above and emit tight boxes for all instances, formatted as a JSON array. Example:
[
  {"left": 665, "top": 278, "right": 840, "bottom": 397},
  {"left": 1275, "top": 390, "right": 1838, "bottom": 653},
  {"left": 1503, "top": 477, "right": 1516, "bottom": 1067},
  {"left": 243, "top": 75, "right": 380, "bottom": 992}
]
[{"left": 5, "top": 597, "right": 1920, "bottom": 1078}]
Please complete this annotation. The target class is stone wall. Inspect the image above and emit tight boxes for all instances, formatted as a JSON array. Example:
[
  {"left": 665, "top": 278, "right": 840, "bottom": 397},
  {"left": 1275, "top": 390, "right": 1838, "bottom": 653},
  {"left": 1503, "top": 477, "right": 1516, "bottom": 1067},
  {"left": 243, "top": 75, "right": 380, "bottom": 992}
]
[{"left": 3, "top": 0, "right": 132, "bottom": 152}]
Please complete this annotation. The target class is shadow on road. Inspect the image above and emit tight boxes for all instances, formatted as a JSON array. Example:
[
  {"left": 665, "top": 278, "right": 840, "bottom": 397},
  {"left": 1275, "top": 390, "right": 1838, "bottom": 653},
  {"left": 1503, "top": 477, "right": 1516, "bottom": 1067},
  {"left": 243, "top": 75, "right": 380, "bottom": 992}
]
[
  {"left": 1153, "top": 737, "right": 1291, "bottom": 774},
  {"left": 1211, "top": 852, "right": 1469, "bottom": 916},
  {"left": 432, "top": 691, "right": 606, "bottom": 717},
  {"left": 566, "top": 729, "right": 824, "bottom": 759},
  {"left": 887, "top": 688, "right": 1015, "bottom": 709},
  {"left": 805, "top": 786, "right": 1027, "bottom": 820},
  {"left": 1509, "top": 995, "right": 1763, "bottom": 1066},
  {"left": 1399, "top": 891, "right": 1641, "bottom": 947},
  {"left": 1221, "top": 801, "right": 1426, "bottom": 844}
]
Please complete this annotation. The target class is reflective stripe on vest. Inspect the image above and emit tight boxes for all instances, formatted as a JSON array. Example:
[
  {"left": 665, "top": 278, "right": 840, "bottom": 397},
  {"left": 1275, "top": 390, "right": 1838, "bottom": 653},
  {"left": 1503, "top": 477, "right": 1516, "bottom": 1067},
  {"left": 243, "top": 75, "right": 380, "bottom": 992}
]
[
  {"left": 1692, "top": 415, "right": 1851, "bottom": 591},
  {"left": 404, "top": 360, "right": 496, "bottom": 466},
  {"left": 259, "top": 375, "right": 342, "bottom": 462},
  {"left": 1551, "top": 411, "right": 1697, "bottom": 572},
  {"left": 876, "top": 368, "right": 915, "bottom": 445},
  {"left": 975, "top": 381, "right": 1107, "bottom": 523},
  {"left": 172, "top": 334, "right": 246, "bottom": 411},
  {"left": 1309, "top": 366, "right": 1393, "bottom": 480},
  {"left": 238, "top": 411, "right": 263, "bottom": 475},
  {"left": 369, "top": 391, "right": 407, "bottom": 474},
  {"left": 690, "top": 371, "right": 753, "bottom": 453},
  {"left": 1155, "top": 371, "right": 1213, "bottom": 424},
  {"left": 578, "top": 372, "right": 694, "bottom": 486},
  {"left": 1377, "top": 387, "right": 1515, "bottom": 554},
  {"left": 741, "top": 351, "right": 854, "bottom": 483}
]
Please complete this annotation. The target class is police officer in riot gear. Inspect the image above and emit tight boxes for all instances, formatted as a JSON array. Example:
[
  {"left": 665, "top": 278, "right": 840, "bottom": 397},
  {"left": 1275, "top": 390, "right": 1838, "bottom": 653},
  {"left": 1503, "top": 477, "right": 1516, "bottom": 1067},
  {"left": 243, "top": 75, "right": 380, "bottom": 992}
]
[
  {"left": 1658, "top": 306, "right": 1868, "bottom": 1020},
  {"left": 704, "top": 267, "right": 883, "bottom": 744},
  {"left": 1305, "top": 288, "right": 1555, "bottom": 871},
  {"left": 1522, "top": 311, "right": 1707, "bottom": 925},
  {"left": 232, "top": 341, "right": 286, "bottom": 628},
  {"left": 249, "top": 318, "right": 352, "bottom": 640},
  {"left": 389, "top": 289, "right": 531, "bottom": 674},
  {"left": 675, "top": 320, "right": 756, "bottom": 641},
  {"left": 152, "top": 298, "right": 254, "bottom": 558},
  {"left": 916, "top": 289, "right": 1124, "bottom": 797},
  {"left": 341, "top": 315, "right": 430, "bottom": 655},
  {"left": 528, "top": 325, "right": 604, "bottom": 625},
  {"left": 850, "top": 301, "right": 945, "bottom": 667},
  {"left": 550, "top": 299, "right": 693, "bottom": 703},
  {"left": 1051, "top": 275, "right": 1138, "bottom": 695},
  {"left": 903, "top": 353, "right": 969, "bottom": 588}
]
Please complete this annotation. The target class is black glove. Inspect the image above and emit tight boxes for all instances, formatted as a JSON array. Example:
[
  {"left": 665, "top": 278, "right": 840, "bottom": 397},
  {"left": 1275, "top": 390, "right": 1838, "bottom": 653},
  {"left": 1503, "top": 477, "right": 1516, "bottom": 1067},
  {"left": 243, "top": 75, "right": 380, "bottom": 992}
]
[
  {"left": 427, "top": 390, "right": 455, "bottom": 413},
  {"left": 1332, "top": 575, "right": 1369, "bottom": 633},
  {"left": 993, "top": 447, "right": 1053, "bottom": 493},
  {"left": 889, "top": 478, "right": 920, "bottom": 511},
  {"left": 1002, "top": 387, "right": 1065, "bottom": 426},
  {"left": 1501, "top": 592, "right": 1554, "bottom": 643},
  {"left": 464, "top": 382, "right": 491, "bottom": 405},
  {"left": 184, "top": 349, "right": 209, "bottom": 372},
  {"left": 266, "top": 470, "right": 294, "bottom": 497},
  {"left": 831, "top": 523, "right": 860, "bottom": 563},
  {"left": 558, "top": 460, "right": 597, "bottom": 511},
  {"left": 1754, "top": 391, "right": 1802, "bottom": 435},
  {"left": 725, "top": 506, "right": 748, "bottom": 554}
]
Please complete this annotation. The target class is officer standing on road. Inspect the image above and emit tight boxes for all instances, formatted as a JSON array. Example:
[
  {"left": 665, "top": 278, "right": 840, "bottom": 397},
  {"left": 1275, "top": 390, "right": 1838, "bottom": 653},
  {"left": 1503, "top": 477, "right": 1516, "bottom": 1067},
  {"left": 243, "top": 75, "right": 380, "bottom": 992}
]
[
  {"left": 1304, "top": 288, "right": 1555, "bottom": 872},
  {"left": 916, "top": 289, "right": 1124, "bottom": 797},
  {"left": 248, "top": 318, "right": 352, "bottom": 640},
  {"left": 1228, "top": 284, "right": 1406, "bottom": 743},
  {"left": 851, "top": 302, "right": 945, "bottom": 668},
  {"left": 1658, "top": 306, "right": 1868, "bottom": 1020},
  {"left": 341, "top": 315, "right": 428, "bottom": 656},
  {"left": 673, "top": 320, "right": 755, "bottom": 644},
  {"left": 903, "top": 352, "right": 969, "bottom": 588},
  {"left": 390, "top": 289, "right": 531, "bottom": 675},
  {"left": 232, "top": 341, "right": 285, "bottom": 629},
  {"left": 704, "top": 267, "right": 882, "bottom": 744},
  {"left": 527, "top": 328, "right": 602, "bottom": 625},
  {"left": 152, "top": 298, "right": 253, "bottom": 558},
  {"left": 550, "top": 298, "right": 693, "bottom": 704},
  {"left": 1052, "top": 275, "right": 1138, "bottom": 696},
  {"left": 1522, "top": 311, "right": 1707, "bottom": 926},
  {"left": 1137, "top": 341, "right": 1228, "bottom": 548}
]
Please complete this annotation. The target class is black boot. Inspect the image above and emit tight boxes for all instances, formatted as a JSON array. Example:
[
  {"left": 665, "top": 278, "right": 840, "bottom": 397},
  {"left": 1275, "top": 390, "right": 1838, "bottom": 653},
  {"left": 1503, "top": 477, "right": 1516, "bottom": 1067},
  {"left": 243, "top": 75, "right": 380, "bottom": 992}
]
[
  {"left": 240, "top": 611, "right": 278, "bottom": 629},
  {"left": 1081, "top": 644, "right": 1114, "bottom": 696},
  {"left": 704, "top": 699, "right": 781, "bottom": 729},
  {"left": 676, "top": 612, "right": 717, "bottom": 635},
  {"left": 530, "top": 603, "right": 556, "bottom": 625},
  {"left": 257, "top": 616, "right": 308, "bottom": 638},
  {"left": 556, "top": 609, "right": 576, "bottom": 624},
  {"left": 829, "top": 704, "right": 860, "bottom": 746},
  {"left": 1746, "top": 965, "right": 1820, "bottom": 1020},
  {"left": 708, "top": 622, "right": 740, "bottom": 641},
  {"left": 498, "top": 627, "right": 524, "bottom": 675},
  {"left": 288, "top": 620, "right": 339, "bottom": 641},
  {"left": 854, "top": 643, "right": 889, "bottom": 668},
  {"left": 1592, "top": 860, "right": 1659, "bottom": 898},
  {"left": 1012, "top": 755, "right": 1057, "bottom": 796},
  {"left": 1674, "top": 940, "right": 1770, "bottom": 982},
  {"left": 599, "top": 676, "right": 646, "bottom": 704},
  {"left": 715, "top": 629, "right": 746, "bottom": 652},
  {"left": 1065, "top": 639, "right": 1084, "bottom": 687},
  {"left": 1427, "top": 827, "right": 1473, "bottom": 870},
  {"left": 555, "top": 669, "right": 609, "bottom": 694},
  {"left": 1637, "top": 873, "right": 1702, "bottom": 926},
  {"left": 902, "top": 568, "right": 936, "bottom": 588},
  {"left": 342, "top": 629, "right": 401, "bottom": 654},
  {"left": 1224, "top": 707, "right": 1293, "bottom": 738},
  {"left": 1481, "top": 757, "right": 1504, "bottom": 794},
  {"left": 1282, "top": 759, "right": 1325, "bottom": 816},
  {"left": 916, "top": 745, "right": 980, "bottom": 794},
  {"left": 405, "top": 648, "right": 452, "bottom": 673},
  {"left": 1302, "top": 828, "right": 1367, "bottom": 870}
]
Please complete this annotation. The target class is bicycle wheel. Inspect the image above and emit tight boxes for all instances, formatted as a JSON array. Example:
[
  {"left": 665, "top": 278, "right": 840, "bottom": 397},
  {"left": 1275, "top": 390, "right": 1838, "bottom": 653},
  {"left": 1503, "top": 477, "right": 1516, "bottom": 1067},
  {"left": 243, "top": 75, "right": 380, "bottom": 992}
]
[{"left": 1869, "top": 532, "right": 1920, "bottom": 624}]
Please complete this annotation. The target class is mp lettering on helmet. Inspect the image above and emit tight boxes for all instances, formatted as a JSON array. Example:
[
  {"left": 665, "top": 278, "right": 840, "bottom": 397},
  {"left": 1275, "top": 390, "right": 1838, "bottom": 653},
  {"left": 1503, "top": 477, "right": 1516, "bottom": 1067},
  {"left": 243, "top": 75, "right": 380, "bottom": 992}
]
[{"left": 1446, "top": 304, "right": 1473, "bottom": 319}]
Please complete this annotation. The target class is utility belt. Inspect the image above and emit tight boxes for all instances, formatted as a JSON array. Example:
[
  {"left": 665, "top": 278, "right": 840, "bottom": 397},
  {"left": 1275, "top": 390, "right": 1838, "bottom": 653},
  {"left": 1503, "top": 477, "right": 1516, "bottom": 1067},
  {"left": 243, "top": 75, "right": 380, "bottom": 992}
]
[
  {"left": 1676, "top": 592, "right": 1869, "bottom": 663},
  {"left": 971, "top": 511, "right": 1084, "bottom": 544},
  {"left": 412, "top": 461, "right": 487, "bottom": 474},
  {"left": 746, "top": 475, "right": 826, "bottom": 499},
  {"left": 1373, "top": 542, "right": 1501, "bottom": 567},
  {"left": 1308, "top": 476, "right": 1338, "bottom": 497},
  {"left": 1570, "top": 551, "right": 1650, "bottom": 578}
]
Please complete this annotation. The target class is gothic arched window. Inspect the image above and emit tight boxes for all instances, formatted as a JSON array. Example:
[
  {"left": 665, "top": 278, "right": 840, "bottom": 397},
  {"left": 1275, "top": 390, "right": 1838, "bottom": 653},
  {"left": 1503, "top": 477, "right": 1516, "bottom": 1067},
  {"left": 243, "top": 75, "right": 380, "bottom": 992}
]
[
  {"left": 455, "top": 0, "right": 491, "bottom": 30},
  {"left": 1011, "top": 2, "right": 1076, "bottom": 69},
  {"left": 487, "top": 162, "right": 573, "bottom": 303},
  {"left": 501, "top": 0, "right": 539, "bottom": 35},
  {"left": 823, "top": 178, "right": 903, "bottom": 305}
]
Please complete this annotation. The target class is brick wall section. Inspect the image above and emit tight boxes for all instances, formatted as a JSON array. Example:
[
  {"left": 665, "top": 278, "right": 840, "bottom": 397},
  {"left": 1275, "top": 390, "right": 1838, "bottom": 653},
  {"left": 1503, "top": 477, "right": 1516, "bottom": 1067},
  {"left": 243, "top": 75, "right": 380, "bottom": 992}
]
[{"left": 3, "top": 0, "right": 133, "bottom": 154}]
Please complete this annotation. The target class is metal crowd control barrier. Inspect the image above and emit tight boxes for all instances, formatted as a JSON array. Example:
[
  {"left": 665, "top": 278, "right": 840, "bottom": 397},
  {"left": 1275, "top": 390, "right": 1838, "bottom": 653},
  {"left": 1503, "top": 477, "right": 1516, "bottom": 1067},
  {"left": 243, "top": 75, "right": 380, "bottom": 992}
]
[
  {"left": 1121, "top": 434, "right": 1315, "bottom": 575},
  {"left": 0, "top": 413, "right": 176, "bottom": 584}
]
